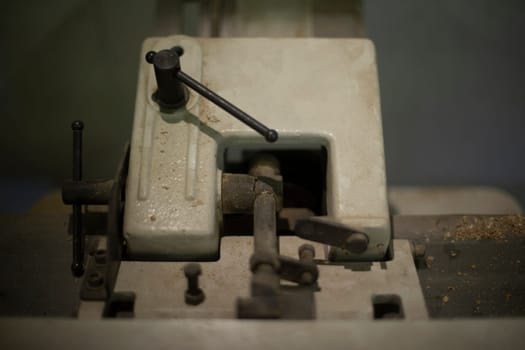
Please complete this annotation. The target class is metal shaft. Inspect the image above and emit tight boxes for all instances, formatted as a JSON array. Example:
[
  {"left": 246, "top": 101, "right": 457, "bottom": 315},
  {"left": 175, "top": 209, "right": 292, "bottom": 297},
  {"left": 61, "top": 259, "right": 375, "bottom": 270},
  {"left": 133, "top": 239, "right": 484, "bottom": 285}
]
[
  {"left": 71, "top": 121, "right": 84, "bottom": 277},
  {"left": 176, "top": 70, "right": 278, "bottom": 143},
  {"left": 251, "top": 192, "right": 280, "bottom": 296},
  {"left": 147, "top": 49, "right": 187, "bottom": 109},
  {"left": 253, "top": 192, "right": 278, "bottom": 254}
]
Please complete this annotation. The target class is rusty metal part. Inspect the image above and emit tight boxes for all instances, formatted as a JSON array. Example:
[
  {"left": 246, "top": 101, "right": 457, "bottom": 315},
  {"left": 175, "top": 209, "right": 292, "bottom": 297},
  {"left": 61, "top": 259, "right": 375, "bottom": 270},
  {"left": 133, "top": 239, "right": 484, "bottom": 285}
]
[
  {"left": 250, "top": 264, "right": 280, "bottom": 298},
  {"left": 221, "top": 173, "right": 283, "bottom": 214},
  {"left": 280, "top": 208, "right": 316, "bottom": 231},
  {"left": 250, "top": 153, "right": 283, "bottom": 211},
  {"left": 78, "top": 238, "right": 426, "bottom": 320},
  {"left": 222, "top": 152, "right": 283, "bottom": 214},
  {"left": 238, "top": 188, "right": 317, "bottom": 319},
  {"left": 249, "top": 252, "right": 280, "bottom": 273},
  {"left": 295, "top": 216, "right": 369, "bottom": 253},
  {"left": 246, "top": 192, "right": 318, "bottom": 293},
  {"left": 221, "top": 174, "right": 256, "bottom": 214},
  {"left": 62, "top": 180, "right": 114, "bottom": 205},
  {"left": 251, "top": 192, "right": 280, "bottom": 297},
  {"left": 278, "top": 255, "right": 318, "bottom": 286},
  {"left": 253, "top": 192, "right": 279, "bottom": 254},
  {"left": 238, "top": 188, "right": 280, "bottom": 317}
]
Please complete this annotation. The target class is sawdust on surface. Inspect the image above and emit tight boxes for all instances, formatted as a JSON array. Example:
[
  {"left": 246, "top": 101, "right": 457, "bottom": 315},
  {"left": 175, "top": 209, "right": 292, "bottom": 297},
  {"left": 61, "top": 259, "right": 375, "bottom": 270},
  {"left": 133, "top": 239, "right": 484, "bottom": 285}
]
[{"left": 450, "top": 215, "right": 525, "bottom": 241}]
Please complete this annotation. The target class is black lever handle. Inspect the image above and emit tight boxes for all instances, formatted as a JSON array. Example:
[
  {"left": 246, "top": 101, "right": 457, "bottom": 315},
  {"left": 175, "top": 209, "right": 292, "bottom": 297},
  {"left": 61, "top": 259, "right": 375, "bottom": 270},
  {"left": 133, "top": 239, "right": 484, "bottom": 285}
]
[
  {"left": 146, "top": 48, "right": 278, "bottom": 143},
  {"left": 71, "top": 120, "right": 85, "bottom": 277}
]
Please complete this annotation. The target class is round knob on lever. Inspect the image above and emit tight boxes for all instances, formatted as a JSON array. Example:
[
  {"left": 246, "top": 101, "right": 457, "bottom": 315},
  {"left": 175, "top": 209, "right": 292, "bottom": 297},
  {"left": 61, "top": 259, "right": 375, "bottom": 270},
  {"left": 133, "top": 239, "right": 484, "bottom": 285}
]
[{"left": 145, "top": 47, "right": 279, "bottom": 143}]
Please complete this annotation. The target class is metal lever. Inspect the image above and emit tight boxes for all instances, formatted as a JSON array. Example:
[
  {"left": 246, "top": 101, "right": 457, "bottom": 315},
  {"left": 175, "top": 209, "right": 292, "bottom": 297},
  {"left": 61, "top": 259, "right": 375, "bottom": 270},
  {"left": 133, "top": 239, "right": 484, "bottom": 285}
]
[
  {"left": 71, "top": 120, "right": 85, "bottom": 277},
  {"left": 145, "top": 47, "right": 279, "bottom": 143},
  {"left": 295, "top": 216, "right": 370, "bottom": 254}
]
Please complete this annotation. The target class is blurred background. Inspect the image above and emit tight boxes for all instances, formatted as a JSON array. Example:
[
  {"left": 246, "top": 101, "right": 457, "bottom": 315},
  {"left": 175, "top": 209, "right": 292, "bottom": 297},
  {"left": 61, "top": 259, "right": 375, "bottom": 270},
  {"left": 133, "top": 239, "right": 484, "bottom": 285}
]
[{"left": 1, "top": 0, "right": 524, "bottom": 212}]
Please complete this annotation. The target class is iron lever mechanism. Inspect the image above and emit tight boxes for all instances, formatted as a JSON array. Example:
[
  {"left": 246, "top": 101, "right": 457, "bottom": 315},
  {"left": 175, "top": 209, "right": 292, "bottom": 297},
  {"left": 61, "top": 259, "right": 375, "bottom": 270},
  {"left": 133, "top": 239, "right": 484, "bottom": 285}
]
[
  {"left": 62, "top": 121, "right": 116, "bottom": 277},
  {"left": 145, "top": 47, "right": 278, "bottom": 143}
]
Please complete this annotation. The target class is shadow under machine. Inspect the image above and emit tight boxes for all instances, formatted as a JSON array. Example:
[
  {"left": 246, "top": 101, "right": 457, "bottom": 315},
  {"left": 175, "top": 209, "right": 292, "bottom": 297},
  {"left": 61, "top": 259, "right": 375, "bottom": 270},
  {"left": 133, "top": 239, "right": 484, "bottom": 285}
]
[{"left": 53, "top": 35, "right": 524, "bottom": 343}]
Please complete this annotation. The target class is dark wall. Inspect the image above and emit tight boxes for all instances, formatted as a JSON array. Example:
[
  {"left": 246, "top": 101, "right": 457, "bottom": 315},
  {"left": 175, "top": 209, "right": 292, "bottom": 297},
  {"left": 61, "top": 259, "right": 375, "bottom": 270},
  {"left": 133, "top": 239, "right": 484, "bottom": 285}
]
[
  {"left": 0, "top": 0, "right": 156, "bottom": 179},
  {"left": 365, "top": 1, "right": 525, "bottom": 202}
]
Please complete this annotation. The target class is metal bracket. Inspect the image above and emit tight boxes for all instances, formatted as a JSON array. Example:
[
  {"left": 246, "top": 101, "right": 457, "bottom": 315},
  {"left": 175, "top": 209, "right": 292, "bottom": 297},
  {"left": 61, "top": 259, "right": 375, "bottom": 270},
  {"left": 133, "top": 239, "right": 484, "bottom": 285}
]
[{"left": 78, "top": 143, "right": 130, "bottom": 302}]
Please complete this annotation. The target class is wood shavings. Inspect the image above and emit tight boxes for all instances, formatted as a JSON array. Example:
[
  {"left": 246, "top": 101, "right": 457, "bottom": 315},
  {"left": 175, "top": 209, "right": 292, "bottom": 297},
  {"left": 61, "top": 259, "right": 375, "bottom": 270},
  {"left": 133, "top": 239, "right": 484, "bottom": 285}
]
[{"left": 453, "top": 215, "right": 525, "bottom": 241}]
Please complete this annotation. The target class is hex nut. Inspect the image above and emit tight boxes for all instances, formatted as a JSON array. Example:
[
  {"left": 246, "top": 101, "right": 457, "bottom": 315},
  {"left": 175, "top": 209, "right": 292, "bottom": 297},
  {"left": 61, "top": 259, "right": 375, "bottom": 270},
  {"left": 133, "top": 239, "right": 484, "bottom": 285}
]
[{"left": 185, "top": 289, "right": 205, "bottom": 305}]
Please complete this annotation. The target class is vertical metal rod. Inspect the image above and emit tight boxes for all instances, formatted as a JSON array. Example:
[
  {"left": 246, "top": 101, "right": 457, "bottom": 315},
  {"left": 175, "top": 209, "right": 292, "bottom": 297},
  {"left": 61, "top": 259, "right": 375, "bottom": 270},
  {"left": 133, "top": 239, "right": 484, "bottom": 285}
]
[
  {"left": 253, "top": 192, "right": 278, "bottom": 254},
  {"left": 251, "top": 192, "right": 280, "bottom": 297},
  {"left": 71, "top": 120, "right": 84, "bottom": 277}
]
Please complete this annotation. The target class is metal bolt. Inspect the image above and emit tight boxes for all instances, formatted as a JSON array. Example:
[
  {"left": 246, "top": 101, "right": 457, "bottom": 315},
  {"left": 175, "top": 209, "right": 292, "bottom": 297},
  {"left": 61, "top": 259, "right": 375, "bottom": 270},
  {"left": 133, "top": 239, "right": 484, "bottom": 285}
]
[
  {"left": 298, "top": 244, "right": 315, "bottom": 261},
  {"left": 298, "top": 244, "right": 316, "bottom": 285},
  {"left": 184, "top": 263, "right": 205, "bottom": 305},
  {"left": 345, "top": 232, "right": 369, "bottom": 254},
  {"left": 410, "top": 242, "right": 426, "bottom": 258}
]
